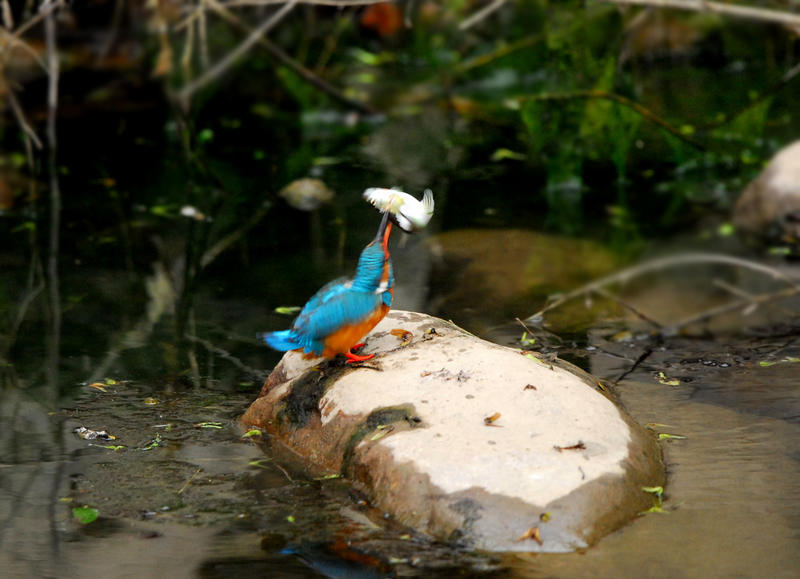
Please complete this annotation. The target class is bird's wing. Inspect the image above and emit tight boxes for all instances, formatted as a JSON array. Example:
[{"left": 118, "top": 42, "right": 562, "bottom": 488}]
[
  {"left": 298, "top": 276, "right": 351, "bottom": 316},
  {"left": 294, "top": 291, "right": 384, "bottom": 341}
]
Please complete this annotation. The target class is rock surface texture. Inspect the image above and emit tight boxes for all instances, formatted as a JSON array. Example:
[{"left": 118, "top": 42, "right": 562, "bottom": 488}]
[{"left": 242, "top": 311, "right": 664, "bottom": 552}]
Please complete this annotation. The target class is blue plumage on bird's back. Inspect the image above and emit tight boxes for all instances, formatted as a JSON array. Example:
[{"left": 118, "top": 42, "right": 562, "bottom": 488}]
[{"left": 260, "top": 215, "right": 395, "bottom": 361}]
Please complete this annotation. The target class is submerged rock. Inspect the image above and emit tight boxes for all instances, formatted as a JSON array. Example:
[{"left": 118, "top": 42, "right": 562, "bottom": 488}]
[
  {"left": 427, "top": 229, "right": 623, "bottom": 333},
  {"left": 242, "top": 310, "right": 664, "bottom": 552}
]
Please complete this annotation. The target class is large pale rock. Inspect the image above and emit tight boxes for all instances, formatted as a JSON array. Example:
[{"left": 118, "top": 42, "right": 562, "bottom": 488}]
[
  {"left": 734, "top": 140, "right": 800, "bottom": 244},
  {"left": 242, "top": 311, "right": 664, "bottom": 552}
]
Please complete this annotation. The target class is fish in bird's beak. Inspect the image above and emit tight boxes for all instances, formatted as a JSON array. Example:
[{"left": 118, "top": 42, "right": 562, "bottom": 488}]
[{"left": 363, "top": 187, "right": 435, "bottom": 233}]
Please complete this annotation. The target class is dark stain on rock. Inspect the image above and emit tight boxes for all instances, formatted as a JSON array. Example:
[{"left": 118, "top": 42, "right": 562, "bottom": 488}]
[{"left": 277, "top": 366, "right": 346, "bottom": 428}]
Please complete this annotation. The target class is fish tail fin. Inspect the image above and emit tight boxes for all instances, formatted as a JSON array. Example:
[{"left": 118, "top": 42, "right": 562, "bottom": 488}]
[{"left": 260, "top": 330, "right": 300, "bottom": 352}]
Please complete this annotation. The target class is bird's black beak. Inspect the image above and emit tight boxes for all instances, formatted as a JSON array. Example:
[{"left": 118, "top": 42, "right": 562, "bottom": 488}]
[{"left": 375, "top": 211, "right": 390, "bottom": 243}]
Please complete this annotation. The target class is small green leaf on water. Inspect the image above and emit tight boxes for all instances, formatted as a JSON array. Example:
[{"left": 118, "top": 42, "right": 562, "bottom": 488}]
[
  {"left": 139, "top": 434, "right": 162, "bottom": 451},
  {"left": 313, "top": 473, "right": 342, "bottom": 480},
  {"left": 73, "top": 506, "right": 99, "bottom": 524},
  {"left": 717, "top": 223, "right": 735, "bottom": 237},
  {"left": 539, "top": 512, "right": 551, "bottom": 522},
  {"left": 655, "top": 372, "right": 680, "bottom": 386},
  {"left": 91, "top": 444, "right": 126, "bottom": 451},
  {"left": 241, "top": 429, "right": 262, "bottom": 438},
  {"left": 642, "top": 486, "right": 663, "bottom": 495},
  {"left": 249, "top": 458, "right": 272, "bottom": 468},
  {"left": 784, "top": 357, "right": 800, "bottom": 363},
  {"left": 286, "top": 515, "right": 296, "bottom": 523},
  {"left": 195, "top": 421, "right": 223, "bottom": 429},
  {"left": 759, "top": 360, "right": 777, "bottom": 367},
  {"left": 658, "top": 433, "right": 687, "bottom": 440},
  {"left": 490, "top": 148, "right": 526, "bottom": 162},
  {"left": 519, "top": 332, "right": 536, "bottom": 346},
  {"left": 275, "top": 306, "right": 301, "bottom": 315},
  {"left": 638, "top": 505, "right": 665, "bottom": 515},
  {"left": 105, "top": 378, "right": 118, "bottom": 385},
  {"left": 143, "top": 397, "right": 159, "bottom": 405}
]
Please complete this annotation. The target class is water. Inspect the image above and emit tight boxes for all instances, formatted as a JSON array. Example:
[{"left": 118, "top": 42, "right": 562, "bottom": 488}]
[{"left": 2, "top": 48, "right": 799, "bottom": 577}]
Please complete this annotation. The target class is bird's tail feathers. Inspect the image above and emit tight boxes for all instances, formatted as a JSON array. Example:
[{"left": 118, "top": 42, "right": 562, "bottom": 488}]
[{"left": 261, "top": 330, "right": 300, "bottom": 352}]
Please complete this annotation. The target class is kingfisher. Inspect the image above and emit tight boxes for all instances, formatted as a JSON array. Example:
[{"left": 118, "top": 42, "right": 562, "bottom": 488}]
[{"left": 262, "top": 213, "right": 394, "bottom": 363}]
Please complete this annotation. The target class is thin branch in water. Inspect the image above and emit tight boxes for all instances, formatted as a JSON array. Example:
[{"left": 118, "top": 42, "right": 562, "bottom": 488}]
[
  {"left": 526, "top": 252, "right": 800, "bottom": 323},
  {"left": 176, "top": 0, "right": 299, "bottom": 108},
  {"left": 184, "top": 333, "right": 268, "bottom": 381},
  {"left": 177, "top": 468, "right": 202, "bottom": 494},
  {"left": 200, "top": 201, "right": 272, "bottom": 268},
  {"left": 591, "top": 285, "right": 664, "bottom": 330},
  {"left": 660, "top": 285, "right": 800, "bottom": 337}
]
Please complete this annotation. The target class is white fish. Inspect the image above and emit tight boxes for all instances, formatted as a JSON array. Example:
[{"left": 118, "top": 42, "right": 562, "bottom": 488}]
[{"left": 363, "top": 187, "right": 434, "bottom": 232}]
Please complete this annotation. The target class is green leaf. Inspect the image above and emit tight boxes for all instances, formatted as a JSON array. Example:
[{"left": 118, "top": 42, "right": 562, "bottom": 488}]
[
  {"left": 274, "top": 306, "right": 301, "bottom": 315},
  {"left": 195, "top": 421, "right": 223, "bottom": 429},
  {"left": 197, "top": 128, "right": 214, "bottom": 143},
  {"left": 717, "top": 223, "right": 735, "bottom": 237},
  {"left": 73, "top": 507, "right": 99, "bottom": 524},
  {"left": 642, "top": 486, "right": 663, "bottom": 495},
  {"left": 490, "top": 148, "right": 526, "bottom": 162},
  {"left": 241, "top": 429, "right": 262, "bottom": 438},
  {"left": 658, "top": 433, "right": 687, "bottom": 440}
]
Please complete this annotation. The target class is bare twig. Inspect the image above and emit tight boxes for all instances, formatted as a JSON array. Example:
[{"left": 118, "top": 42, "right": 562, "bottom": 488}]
[
  {"left": 176, "top": 0, "right": 299, "bottom": 108},
  {"left": 12, "top": 0, "right": 62, "bottom": 38},
  {"left": 0, "top": 30, "right": 48, "bottom": 71},
  {"left": 459, "top": 0, "right": 509, "bottom": 31},
  {"left": 662, "top": 285, "right": 800, "bottom": 336},
  {"left": 7, "top": 87, "right": 43, "bottom": 165},
  {"left": 200, "top": 201, "right": 272, "bottom": 268},
  {"left": 177, "top": 468, "right": 202, "bottom": 494},
  {"left": 591, "top": 285, "right": 664, "bottom": 329},
  {"left": 184, "top": 333, "right": 268, "bottom": 380},
  {"left": 224, "top": 0, "right": 390, "bottom": 6},
  {"left": 205, "top": 0, "right": 375, "bottom": 113},
  {"left": 527, "top": 252, "right": 800, "bottom": 322},
  {"left": 597, "top": 0, "right": 800, "bottom": 28}
]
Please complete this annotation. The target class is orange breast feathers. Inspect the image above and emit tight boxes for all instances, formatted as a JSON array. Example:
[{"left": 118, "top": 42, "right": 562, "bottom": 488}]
[{"left": 315, "top": 302, "right": 391, "bottom": 359}]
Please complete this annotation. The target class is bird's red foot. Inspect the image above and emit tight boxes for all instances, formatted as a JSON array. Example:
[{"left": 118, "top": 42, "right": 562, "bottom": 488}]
[{"left": 345, "top": 349, "right": 374, "bottom": 363}]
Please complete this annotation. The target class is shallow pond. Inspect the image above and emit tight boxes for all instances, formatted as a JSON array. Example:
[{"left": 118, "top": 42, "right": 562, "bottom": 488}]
[
  {"left": 2, "top": 215, "right": 799, "bottom": 578},
  {"left": 2, "top": 35, "right": 800, "bottom": 576}
]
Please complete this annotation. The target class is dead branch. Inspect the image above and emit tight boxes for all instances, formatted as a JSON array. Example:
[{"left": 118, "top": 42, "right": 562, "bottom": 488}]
[
  {"left": 527, "top": 252, "right": 800, "bottom": 323},
  {"left": 176, "top": 0, "right": 299, "bottom": 108},
  {"left": 204, "top": 0, "right": 375, "bottom": 113},
  {"left": 459, "top": 0, "right": 509, "bottom": 31},
  {"left": 597, "top": 0, "right": 800, "bottom": 28},
  {"left": 661, "top": 285, "right": 800, "bottom": 336},
  {"left": 224, "top": 0, "right": 391, "bottom": 6}
]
